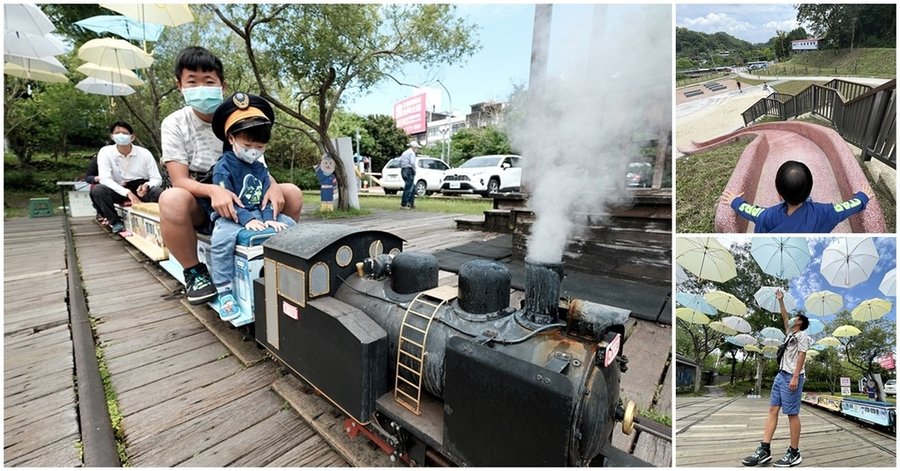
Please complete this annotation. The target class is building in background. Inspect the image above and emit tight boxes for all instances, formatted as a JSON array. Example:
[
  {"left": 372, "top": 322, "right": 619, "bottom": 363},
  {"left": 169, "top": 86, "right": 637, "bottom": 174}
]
[{"left": 791, "top": 37, "right": 821, "bottom": 52}]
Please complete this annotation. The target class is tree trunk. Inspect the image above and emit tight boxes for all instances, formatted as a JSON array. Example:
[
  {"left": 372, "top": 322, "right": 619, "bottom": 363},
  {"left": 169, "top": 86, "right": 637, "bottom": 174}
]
[
  {"left": 730, "top": 356, "right": 737, "bottom": 385},
  {"left": 754, "top": 356, "right": 764, "bottom": 394}
]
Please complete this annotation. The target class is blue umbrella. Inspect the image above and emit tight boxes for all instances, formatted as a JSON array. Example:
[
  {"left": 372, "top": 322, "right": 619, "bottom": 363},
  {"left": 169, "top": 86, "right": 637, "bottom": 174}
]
[
  {"left": 806, "top": 318, "right": 825, "bottom": 336},
  {"left": 751, "top": 237, "right": 811, "bottom": 280},
  {"left": 812, "top": 344, "right": 827, "bottom": 351},
  {"left": 676, "top": 292, "right": 716, "bottom": 315},
  {"left": 74, "top": 15, "right": 163, "bottom": 42}
]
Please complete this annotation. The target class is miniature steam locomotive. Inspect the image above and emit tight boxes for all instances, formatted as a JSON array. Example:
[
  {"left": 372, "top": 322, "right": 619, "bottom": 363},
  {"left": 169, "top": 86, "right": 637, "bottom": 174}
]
[{"left": 251, "top": 222, "right": 636, "bottom": 466}]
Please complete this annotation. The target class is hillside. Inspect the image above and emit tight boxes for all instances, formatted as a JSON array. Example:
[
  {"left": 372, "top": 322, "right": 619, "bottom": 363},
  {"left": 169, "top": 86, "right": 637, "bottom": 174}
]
[
  {"left": 676, "top": 27, "right": 770, "bottom": 67},
  {"left": 762, "top": 48, "right": 896, "bottom": 78}
]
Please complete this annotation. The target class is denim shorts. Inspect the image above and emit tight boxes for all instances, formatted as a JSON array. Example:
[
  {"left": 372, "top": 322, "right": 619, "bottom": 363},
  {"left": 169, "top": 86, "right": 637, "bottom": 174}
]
[{"left": 770, "top": 370, "right": 805, "bottom": 415}]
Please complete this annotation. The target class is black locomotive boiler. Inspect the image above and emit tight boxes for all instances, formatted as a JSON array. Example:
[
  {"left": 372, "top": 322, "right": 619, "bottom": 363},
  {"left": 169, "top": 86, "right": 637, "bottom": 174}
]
[{"left": 253, "top": 223, "right": 636, "bottom": 466}]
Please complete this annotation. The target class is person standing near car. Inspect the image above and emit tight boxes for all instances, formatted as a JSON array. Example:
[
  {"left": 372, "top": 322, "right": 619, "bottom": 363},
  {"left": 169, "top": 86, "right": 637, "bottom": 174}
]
[{"left": 399, "top": 141, "right": 419, "bottom": 209}]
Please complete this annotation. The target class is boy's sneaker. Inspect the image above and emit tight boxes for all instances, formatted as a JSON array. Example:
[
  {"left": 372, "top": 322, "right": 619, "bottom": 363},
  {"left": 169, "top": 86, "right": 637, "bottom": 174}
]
[
  {"left": 216, "top": 293, "right": 242, "bottom": 322},
  {"left": 184, "top": 265, "right": 217, "bottom": 305},
  {"left": 110, "top": 222, "right": 125, "bottom": 233},
  {"left": 773, "top": 447, "right": 802, "bottom": 467},
  {"left": 742, "top": 443, "right": 772, "bottom": 466}
]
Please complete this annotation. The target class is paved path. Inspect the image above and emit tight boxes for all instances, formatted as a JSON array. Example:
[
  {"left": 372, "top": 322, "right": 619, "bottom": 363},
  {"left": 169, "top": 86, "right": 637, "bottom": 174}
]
[
  {"left": 676, "top": 86, "right": 769, "bottom": 156},
  {"left": 676, "top": 396, "right": 896, "bottom": 467},
  {"left": 736, "top": 71, "right": 892, "bottom": 87}
]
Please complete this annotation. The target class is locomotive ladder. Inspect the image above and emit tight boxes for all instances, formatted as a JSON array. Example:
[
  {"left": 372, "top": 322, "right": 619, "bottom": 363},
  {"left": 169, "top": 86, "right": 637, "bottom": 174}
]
[{"left": 394, "top": 289, "right": 452, "bottom": 415}]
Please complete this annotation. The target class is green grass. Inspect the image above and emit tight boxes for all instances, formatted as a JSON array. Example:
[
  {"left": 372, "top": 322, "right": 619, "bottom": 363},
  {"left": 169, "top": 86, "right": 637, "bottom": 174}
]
[
  {"left": 303, "top": 191, "right": 492, "bottom": 216},
  {"left": 95, "top": 344, "right": 129, "bottom": 466},
  {"left": 756, "top": 48, "right": 896, "bottom": 78},
  {"left": 676, "top": 140, "right": 749, "bottom": 233},
  {"left": 639, "top": 407, "right": 672, "bottom": 427},
  {"left": 676, "top": 71, "right": 731, "bottom": 88},
  {"left": 772, "top": 80, "right": 829, "bottom": 96}
]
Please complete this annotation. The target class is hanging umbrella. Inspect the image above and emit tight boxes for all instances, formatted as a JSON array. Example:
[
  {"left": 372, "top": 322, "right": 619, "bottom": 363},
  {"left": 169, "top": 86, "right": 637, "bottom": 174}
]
[
  {"left": 851, "top": 298, "right": 893, "bottom": 322},
  {"left": 763, "top": 349, "right": 777, "bottom": 359},
  {"left": 4, "top": 54, "right": 66, "bottom": 74},
  {"left": 675, "top": 237, "right": 737, "bottom": 283},
  {"left": 804, "top": 290, "right": 843, "bottom": 316},
  {"left": 730, "top": 334, "right": 757, "bottom": 346},
  {"left": 761, "top": 337, "right": 782, "bottom": 347},
  {"left": 812, "top": 344, "right": 828, "bottom": 351},
  {"left": 100, "top": 3, "right": 194, "bottom": 26},
  {"left": 805, "top": 350, "right": 819, "bottom": 358},
  {"left": 4, "top": 62, "right": 67, "bottom": 83},
  {"left": 74, "top": 15, "right": 164, "bottom": 42},
  {"left": 76, "top": 63, "right": 144, "bottom": 86},
  {"left": 676, "top": 265, "right": 689, "bottom": 284},
  {"left": 709, "top": 321, "right": 738, "bottom": 336},
  {"left": 820, "top": 238, "right": 879, "bottom": 288},
  {"left": 832, "top": 325, "right": 862, "bottom": 338},
  {"left": 817, "top": 337, "right": 841, "bottom": 347},
  {"left": 4, "top": 4, "right": 56, "bottom": 35},
  {"left": 4, "top": 30, "right": 66, "bottom": 58},
  {"left": 753, "top": 286, "right": 797, "bottom": 313},
  {"left": 78, "top": 38, "right": 153, "bottom": 70},
  {"left": 807, "top": 318, "right": 825, "bottom": 336},
  {"left": 751, "top": 237, "right": 811, "bottom": 280},
  {"left": 75, "top": 77, "right": 135, "bottom": 96},
  {"left": 676, "top": 308, "right": 710, "bottom": 325},
  {"left": 704, "top": 291, "right": 747, "bottom": 316},
  {"left": 722, "top": 316, "right": 751, "bottom": 334},
  {"left": 759, "top": 326, "right": 785, "bottom": 341},
  {"left": 744, "top": 344, "right": 762, "bottom": 353},
  {"left": 879, "top": 268, "right": 895, "bottom": 297},
  {"left": 676, "top": 292, "right": 717, "bottom": 315}
]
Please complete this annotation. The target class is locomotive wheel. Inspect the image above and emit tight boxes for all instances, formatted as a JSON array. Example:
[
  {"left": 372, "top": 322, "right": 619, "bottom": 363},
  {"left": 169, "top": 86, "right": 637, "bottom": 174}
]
[{"left": 622, "top": 400, "right": 637, "bottom": 435}]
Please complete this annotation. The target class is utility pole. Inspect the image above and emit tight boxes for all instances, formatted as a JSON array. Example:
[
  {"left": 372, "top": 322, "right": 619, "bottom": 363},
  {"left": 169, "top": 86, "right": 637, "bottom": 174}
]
[
  {"left": 530, "top": 5, "right": 553, "bottom": 88},
  {"left": 436, "top": 79, "right": 453, "bottom": 166}
]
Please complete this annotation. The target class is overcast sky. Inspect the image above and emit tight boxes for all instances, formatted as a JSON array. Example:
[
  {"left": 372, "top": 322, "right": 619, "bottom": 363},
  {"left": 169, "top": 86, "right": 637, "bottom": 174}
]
[{"left": 676, "top": 4, "right": 803, "bottom": 44}]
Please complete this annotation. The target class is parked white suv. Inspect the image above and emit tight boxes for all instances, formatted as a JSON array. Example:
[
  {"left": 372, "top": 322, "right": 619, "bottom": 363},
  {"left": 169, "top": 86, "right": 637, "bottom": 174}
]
[
  {"left": 440, "top": 154, "right": 523, "bottom": 197},
  {"left": 885, "top": 379, "right": 896, "bottom": 396},
  {"left": 380, "top": 156, "right": 449, "bottom": 196}
]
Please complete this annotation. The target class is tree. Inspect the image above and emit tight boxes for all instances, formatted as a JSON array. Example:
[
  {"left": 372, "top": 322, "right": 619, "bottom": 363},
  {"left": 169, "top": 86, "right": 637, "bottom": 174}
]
[
  {"left": 211, "top": 3, "right": 480, "bottom": 209},
  {"left": 797, "top": 5, "right": 894, "bottom": 50},
  {"left": 827, "top": 311, "right": 896, "bottom": 401}
]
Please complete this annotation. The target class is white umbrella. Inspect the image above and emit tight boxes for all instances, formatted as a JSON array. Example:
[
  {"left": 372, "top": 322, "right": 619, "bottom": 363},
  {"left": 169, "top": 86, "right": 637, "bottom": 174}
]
[
  {"left": 761, "top": 337, "right": 782, "bottom": 347},
  {"left": 676, "top": 265, "right": 689, "bottom": 284},
  {"left": 100, "top": 3, "right": 194, "bottom": 26},
  {"left": 751, "top": 237, "right": 811, "bottom": 280},
  {"left": 78, "top": 38, "right": 153, "bottom": 70},
  {"left": 753, "top": 286, "right": 797, "bottom": 313},
  {"left": 75, "top": 77, "right": 135, "bottom": 96},
  {"left": 722, "top": 316, "right": 752, "bottom": 334},
  {"left": 759, "top": 326, "right": 785, "bottom": 342},
  {"left": 4, "top": 54, "right": 66, "bottom": 74},
  {"left": 4, "top": 62, "right": 67, "bottom": 83},
  {"left": 675, "top": 237, "right": 737, "bottom": 283},
  {"left": 879, "top": 269, "right": 895, "bottom": 297},
  {"left": 76, "top": 63, "right": 144, "bottom": 87},
  {"left": 4, "top": 4, "right": 56, "bottom": 35},
  {"left": 709, "top": 321, "right": 738, "bottom": 336},
  {"left": 804, "top": 290, "right": 843, "bottom": 316},
  {"left": 4, "top": 30, "right": 66, "bottom": 58},
  {"left": 731, "top": 333, "right": 757, "bottom": 346},
  {"left": 820, "top": 238, "right": 879, "bottom": 288}
]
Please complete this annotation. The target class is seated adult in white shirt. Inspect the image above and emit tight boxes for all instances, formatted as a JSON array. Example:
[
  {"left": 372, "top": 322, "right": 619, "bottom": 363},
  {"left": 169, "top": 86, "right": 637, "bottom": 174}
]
[{"left": 91, "top": 120, "right": 163, "bottom": 234}]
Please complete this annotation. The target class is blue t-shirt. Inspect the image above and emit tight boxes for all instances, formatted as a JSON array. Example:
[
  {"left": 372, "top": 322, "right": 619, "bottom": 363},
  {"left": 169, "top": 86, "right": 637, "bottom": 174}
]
[
  {"left": 212, "top": 151, "right": 273, "bottom": 226},
  {"left": 730, "top": 192, "right": 869, "bottom": 233}
]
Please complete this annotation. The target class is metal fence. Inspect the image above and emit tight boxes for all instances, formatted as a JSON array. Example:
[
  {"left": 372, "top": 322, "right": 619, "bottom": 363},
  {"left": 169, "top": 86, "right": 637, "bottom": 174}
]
[{"left": 741, "top": 79, "right": 896, "bottom": 168}]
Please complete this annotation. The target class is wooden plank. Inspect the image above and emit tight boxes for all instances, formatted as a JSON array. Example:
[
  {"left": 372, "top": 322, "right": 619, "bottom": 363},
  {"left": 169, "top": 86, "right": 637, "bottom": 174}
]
[
  {"left": 3, "top": 388, "right": 77, "bottom": 431},
  {"left": 633, "top": 433, "right": 672, "bottom": 466},
  {"left": 620, "top": 320, "right": 671, "bottom": 410},
  {"left": 4, "top": 434, "right": 81, "bottom": 468},
  {"left": 111, "top": 341, "right": 231, "bottom": 394},
  {"left": 3, "top": 406, "right": 80, "bottom": 461},
  {"left": 655, "top": 353, "right": 673, "bottom": 415},
  {"left": 105, "top": 330, "right": 218, "bottom": 374}
]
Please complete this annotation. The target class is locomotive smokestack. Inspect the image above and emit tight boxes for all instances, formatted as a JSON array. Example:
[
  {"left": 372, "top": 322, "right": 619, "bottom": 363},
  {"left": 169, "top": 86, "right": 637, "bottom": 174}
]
[{"left": 524, "top": 257, "right": 564, "bottom": 325}]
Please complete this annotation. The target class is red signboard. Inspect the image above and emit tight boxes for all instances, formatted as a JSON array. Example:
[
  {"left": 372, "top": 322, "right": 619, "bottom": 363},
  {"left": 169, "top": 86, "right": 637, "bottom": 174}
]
[
  {"left": 878, "top": 354, "right": 895, "bottom": 370},
  {"left": 393, "top": 93, "right": 427, "bottom": 134}
]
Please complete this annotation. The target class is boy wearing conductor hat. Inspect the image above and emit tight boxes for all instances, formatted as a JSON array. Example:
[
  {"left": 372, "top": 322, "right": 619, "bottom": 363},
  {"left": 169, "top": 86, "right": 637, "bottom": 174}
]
[{"left": 209, "top": 92, "right": 296, "bottom": 321}]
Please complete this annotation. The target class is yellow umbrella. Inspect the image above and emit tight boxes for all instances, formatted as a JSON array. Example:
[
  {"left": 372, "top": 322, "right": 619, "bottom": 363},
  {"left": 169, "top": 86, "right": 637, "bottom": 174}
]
[
  {"left": 4, "top": 62, "right": 67, "bottom": 83},
  {"left": 851, "top": 298, "right": 893, "bottom": 322},
  {"left": 708, "top": 321, "right": 738, "bottom": 335},
  {"left": 704, "top": 291, "right": 748, "bottom": 316},
  {"left": 816, "top": 337, "right": 841, "bottom": 347},
  {"left": 762, "top": 345, "right": 778, "bottom": 354},
  {"left": 78, "top": 38, "right": 153, "bottom": 69},
  {"left": 805, "top": 350, "right": 819, "bottom": 358},
  {"left": 76, "top": 62, "right": 144, "bottom": 86},
  {"left": 832, "top": 325, "right": 862, "bottom": 338},
  {"left": 676, "top": 308, "right": 710, "bottom": 325},
  {"left": 744, "top": 344, "right": 762, "bottom": 353},
  {"left": 675, "top": 237, "right": 737, "bottom": 282},
  {"left": 100, "top": 4, "right": 194, "bottom": 26}
]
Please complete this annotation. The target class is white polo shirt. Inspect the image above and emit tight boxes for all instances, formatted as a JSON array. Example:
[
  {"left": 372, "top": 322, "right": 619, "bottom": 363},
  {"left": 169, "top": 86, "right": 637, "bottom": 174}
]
[{"left": 96, "top": 143, "right": 162, "bottom": 197}]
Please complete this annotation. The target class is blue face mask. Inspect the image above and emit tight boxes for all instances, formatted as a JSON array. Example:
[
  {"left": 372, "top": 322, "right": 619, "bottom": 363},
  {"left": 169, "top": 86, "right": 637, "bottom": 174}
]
[
  {"left": 111, "top": 133, "right": 132, "bottom": 146},
  {"left": 233, "top": 143, "right": 264, "bottom": 164},
  {"left": 182, "top": 86, "right": 223, "bottom": 114}
]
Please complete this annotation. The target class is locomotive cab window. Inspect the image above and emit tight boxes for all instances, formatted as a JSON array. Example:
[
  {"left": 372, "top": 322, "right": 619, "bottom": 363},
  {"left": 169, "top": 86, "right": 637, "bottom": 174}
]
[
  {"left": 369, "top": 240, "right": 384, "bottom": 257},
  {"left": 309, "top": 262, "right": 330, "bottom": 297}
]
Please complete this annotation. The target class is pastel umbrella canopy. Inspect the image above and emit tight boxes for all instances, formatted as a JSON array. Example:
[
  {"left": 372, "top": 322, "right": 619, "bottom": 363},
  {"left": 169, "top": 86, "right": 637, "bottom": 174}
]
[
  {"left": 832, "top": 325, "right": 862, "bottom": 338},
  {"left": 709, "top": 321, "right": 738, "bottom": 336},
  {"left": 805, "top": 350, "right": 820, "bottom": 358},
  {"left": 762, "top": 338, "right": 782, "bottom": 347},
  {"left": 4, "top": 30, "right": 66, "bottom": 58},
  {"left": 879, "top": 269, "right": 895, "bottom": 297},
  {"left": 820, "top": 238, "right": 879, "bottom": 289},
  {"left": 732, "top": 334, "right": 757, "bottom": 346},
  {"left": 676, "top": 292, "right": 717, "bottom": 315},
  {"left": 676, "top": 265, "right": 689, "bottom": 284},
  {"left": 807, "top": 318, "right": 825, "bottom": 336},
  {"left": 704, "top": 291, "right": 747, "bottom": 316},
  {"left": 75, "top": 77, "right": 135, "bottom": 96},
  {"left": 759, "top": 327, "right": 786, "bottom": 342},
  {"left": 101, "top": 3, "right": 195, "bottom": 26},
  {"left": 4, "top": 4, "right": 56, "bottom": 35},
  {"left": 816, "top": 337, "right": 841, "bottom": 347},
  {"left": 754, "top": 286, "right": 797, "bottom": 313},
  {"left": 676, "top": 308, "right": 710, "bottom": 325},
  {"left": 812, "top": 344, "right": 828, "bottom": 351},
  {"left": 76, "top": 62, "right": 144, "bottom": 86},
  {"left": 751, "top": 237, "right": 811, "bottom": 280},
  {"left": 722, "top": 316, "right": 752, "bottom": 334},
  {"left": 675, "top": 237, "right": 737, "bottom": 283},
  {"left": 74, "top": 15, "right": 164, "bottom": 42},
  {"left": 762, "top": 345, "right": 778, "bottom": 358},
  {"left": 78, "top": 38, "right": 153, "bottom": 69},
  {"left": 804, "top": 290, "right": 843, "bottom": 316},
  {"left": 744, "top": 344, "right": 762, "bottom": 353},
  {"left": 4, "top": 54, "right": 66, "bottom": 74},
  {"left": 851, "top": 299, "right": 893, "bottom": 322},
  {"left": 4, "top": 63, "right": 67, "bottom": 83}
]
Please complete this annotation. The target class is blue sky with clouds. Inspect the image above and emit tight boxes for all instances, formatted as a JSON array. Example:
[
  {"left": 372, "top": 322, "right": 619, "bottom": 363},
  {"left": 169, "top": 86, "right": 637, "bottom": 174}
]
[{"left": 676, "top": 3, "right": 803, "bottom": 44}]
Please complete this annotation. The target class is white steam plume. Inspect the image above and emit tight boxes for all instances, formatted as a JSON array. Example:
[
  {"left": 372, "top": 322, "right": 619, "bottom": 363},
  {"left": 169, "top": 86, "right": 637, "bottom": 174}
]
[{"left": 508, "top": 5, "right": 672, "bottom": 264}]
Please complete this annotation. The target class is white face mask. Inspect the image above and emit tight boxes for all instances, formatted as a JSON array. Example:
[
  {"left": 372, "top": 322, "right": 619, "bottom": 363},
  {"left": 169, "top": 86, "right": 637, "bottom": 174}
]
[
  {"left": 232, "top": 143, "right": 264, "bottom": 163},
  {"left": 112, "top": 133, "right": 132, "bottom": 146}
]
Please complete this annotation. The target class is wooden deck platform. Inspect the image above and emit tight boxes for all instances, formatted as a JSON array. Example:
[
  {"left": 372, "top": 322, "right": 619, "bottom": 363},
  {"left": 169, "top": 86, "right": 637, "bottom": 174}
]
[
  {"left": 675, "top": 396, "right": 897, "bottom": 467},
  {"left": 3, "top": 206, "right": 672, "bottom": 467}
]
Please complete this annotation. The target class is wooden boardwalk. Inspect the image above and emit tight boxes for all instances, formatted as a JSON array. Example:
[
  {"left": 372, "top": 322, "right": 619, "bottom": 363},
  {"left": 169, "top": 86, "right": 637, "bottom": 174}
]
[
  {"left": 3, "top": 217, "right": 81, "bottom": 467},
  {"left": 676, "top": 396, "right": 897, "bottom": 467}
]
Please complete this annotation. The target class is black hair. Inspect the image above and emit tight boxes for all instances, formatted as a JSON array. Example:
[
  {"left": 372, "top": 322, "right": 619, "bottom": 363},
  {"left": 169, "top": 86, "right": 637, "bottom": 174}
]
[
  {"left": 109, "top": 120, "right": 133, "bottom": 134},
  {"left": 230, "top": 118, "right": 272, "bottom": 144},
  {"left": 796, "top": 313, "right": 810, "bottom": 331},
  {"left": 174, "top": 46, "right": 224, "bottom": 83},
  {"left": 775, "top": 160, "right": 813, "bottom": 205}
]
